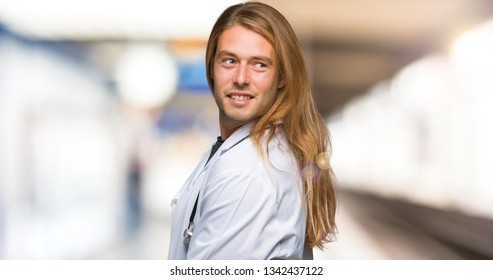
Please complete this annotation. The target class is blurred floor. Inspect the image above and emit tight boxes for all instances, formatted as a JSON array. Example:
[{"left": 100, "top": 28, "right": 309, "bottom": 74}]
[
  {"left": 95, "top": 189, "right": 493, "bottom": 260},
  {"left": 318, "top": 190, "right": 460, "bottom": 259}
]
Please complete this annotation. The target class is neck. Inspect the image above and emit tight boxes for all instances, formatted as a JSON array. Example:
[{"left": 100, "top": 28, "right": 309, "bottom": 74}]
[{"left": 219, "top": 119, "right": 250, "bottom": 140}]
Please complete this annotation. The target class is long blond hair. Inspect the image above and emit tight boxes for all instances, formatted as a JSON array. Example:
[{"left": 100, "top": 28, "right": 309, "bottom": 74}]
[{"left": 206, "top": 1, "right": 337, "bottom": 248}]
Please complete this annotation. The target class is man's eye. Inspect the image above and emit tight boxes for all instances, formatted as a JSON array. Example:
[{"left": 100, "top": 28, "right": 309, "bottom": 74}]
[
  {"left": 255, "top": 63, "right": 267, "bottom": 68},
  {"left": 224, "top": 59, "right": 235, "bottom": 64}
]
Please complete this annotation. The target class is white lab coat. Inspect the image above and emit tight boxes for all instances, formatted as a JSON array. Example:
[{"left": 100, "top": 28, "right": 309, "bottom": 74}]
[{"left": 167, "top": 122, "right": 306, "bottom": 259}]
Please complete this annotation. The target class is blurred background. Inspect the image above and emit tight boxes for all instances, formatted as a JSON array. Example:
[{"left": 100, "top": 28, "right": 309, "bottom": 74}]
[{"left": 1, "top": 0, "right": 493, "bottom": 259}]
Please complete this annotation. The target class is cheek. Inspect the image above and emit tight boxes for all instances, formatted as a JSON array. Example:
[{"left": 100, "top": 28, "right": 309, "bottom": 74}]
[
  {"left": 258, "top": 74, "right": 281, "bottom": 95},
  {"left": 213, "top": 68, "right": 231, "bottom": 88}
]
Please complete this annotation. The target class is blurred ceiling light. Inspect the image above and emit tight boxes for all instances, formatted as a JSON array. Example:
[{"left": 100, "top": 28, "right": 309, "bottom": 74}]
[
  {"left": 114, "top": 44, "right": 177, "bottom": 109},
  {"left": 0, "top": 0, "right": 241, "bottom": 39},
  {"left": 451, "top": 18, "right": 493, "bottom": 92}
]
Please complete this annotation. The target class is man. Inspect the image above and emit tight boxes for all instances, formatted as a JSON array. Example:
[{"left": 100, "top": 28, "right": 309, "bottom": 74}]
[{"left": 168, "top": 1, "right": 336, "bottom": 260}]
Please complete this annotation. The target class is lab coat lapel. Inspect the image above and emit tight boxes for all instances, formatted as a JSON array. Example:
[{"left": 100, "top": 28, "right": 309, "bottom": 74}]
[
  {"left": 189, "top": 151, "right": 210, "bottom": 188},
  {"left": 191, "top": 122, "right": 252, "bottom": 184},
  {"left": 217, "top": 122, "right": 252, "bottom": 158}
]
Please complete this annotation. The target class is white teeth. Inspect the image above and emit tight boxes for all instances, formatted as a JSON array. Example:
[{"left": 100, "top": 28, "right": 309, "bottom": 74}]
[{"left": 231, "top": 95, "right": 250, "bottom": 101}]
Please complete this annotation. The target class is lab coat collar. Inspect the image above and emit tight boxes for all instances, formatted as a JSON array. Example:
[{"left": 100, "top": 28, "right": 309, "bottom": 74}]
[
  {"left": 218, "top": 121, "right": 253, "bottom": 157},
  {"left": 192, "top": 122, "right": 253, "bottom": 184}
]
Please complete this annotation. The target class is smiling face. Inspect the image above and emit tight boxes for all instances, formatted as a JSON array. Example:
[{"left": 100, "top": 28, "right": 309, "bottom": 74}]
[{"left": 212, "top": 25, "right": 285, "bottom": 139}]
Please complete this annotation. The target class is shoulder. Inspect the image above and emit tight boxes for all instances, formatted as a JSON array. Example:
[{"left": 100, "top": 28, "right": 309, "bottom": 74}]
[
  {"left": 211, "top": 137, "right": 259, "bottom": 172},
  {"left": 213, "top": 130, "right": 296, "bottom": 174},
  {"left": 209, "top": 130, "right": 300, "bottom": 195},
  {"left": 201, "top": 141, "right": 277, "bottom": 206}
]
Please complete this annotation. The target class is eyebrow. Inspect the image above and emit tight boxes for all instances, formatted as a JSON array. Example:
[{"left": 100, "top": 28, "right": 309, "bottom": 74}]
[{"left": 216, "top": 50, "right": 273, "bottom": 65}]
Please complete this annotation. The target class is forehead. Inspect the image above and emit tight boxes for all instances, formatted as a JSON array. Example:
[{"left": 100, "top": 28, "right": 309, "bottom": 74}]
[{"left": 216, "top": 25, "right": 274, "bottom": 59}]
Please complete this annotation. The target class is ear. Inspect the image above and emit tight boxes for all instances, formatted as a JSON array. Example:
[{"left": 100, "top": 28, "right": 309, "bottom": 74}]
[{"left": 277, "top": 75, "right": 286, "bottom": 89}]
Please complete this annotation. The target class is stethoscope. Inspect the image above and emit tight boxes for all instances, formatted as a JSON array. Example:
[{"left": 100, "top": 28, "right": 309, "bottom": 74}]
[
  {"left": 182, "top": 135, "right": 249, "bottom": 248},
  {"left": 183, "top": 195, "right": 199, "bottom": 247}
]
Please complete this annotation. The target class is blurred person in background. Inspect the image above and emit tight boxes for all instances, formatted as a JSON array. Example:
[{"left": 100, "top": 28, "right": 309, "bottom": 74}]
[{"left": 168, "top": 1, "right": 337, "bottom": 260}]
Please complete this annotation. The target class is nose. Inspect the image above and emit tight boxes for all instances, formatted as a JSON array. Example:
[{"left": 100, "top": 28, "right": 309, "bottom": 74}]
[{"left": 233, "top": 64, "right": 250, "bottom": 86}]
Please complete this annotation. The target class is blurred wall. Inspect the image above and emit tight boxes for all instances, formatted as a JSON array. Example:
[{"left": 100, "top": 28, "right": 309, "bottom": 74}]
[
  {"left": 329, "top": 18, "right": 493, "bottom": 220},
  {"left": 0, "top": 28, "right": 126, "bottom": 258}
]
